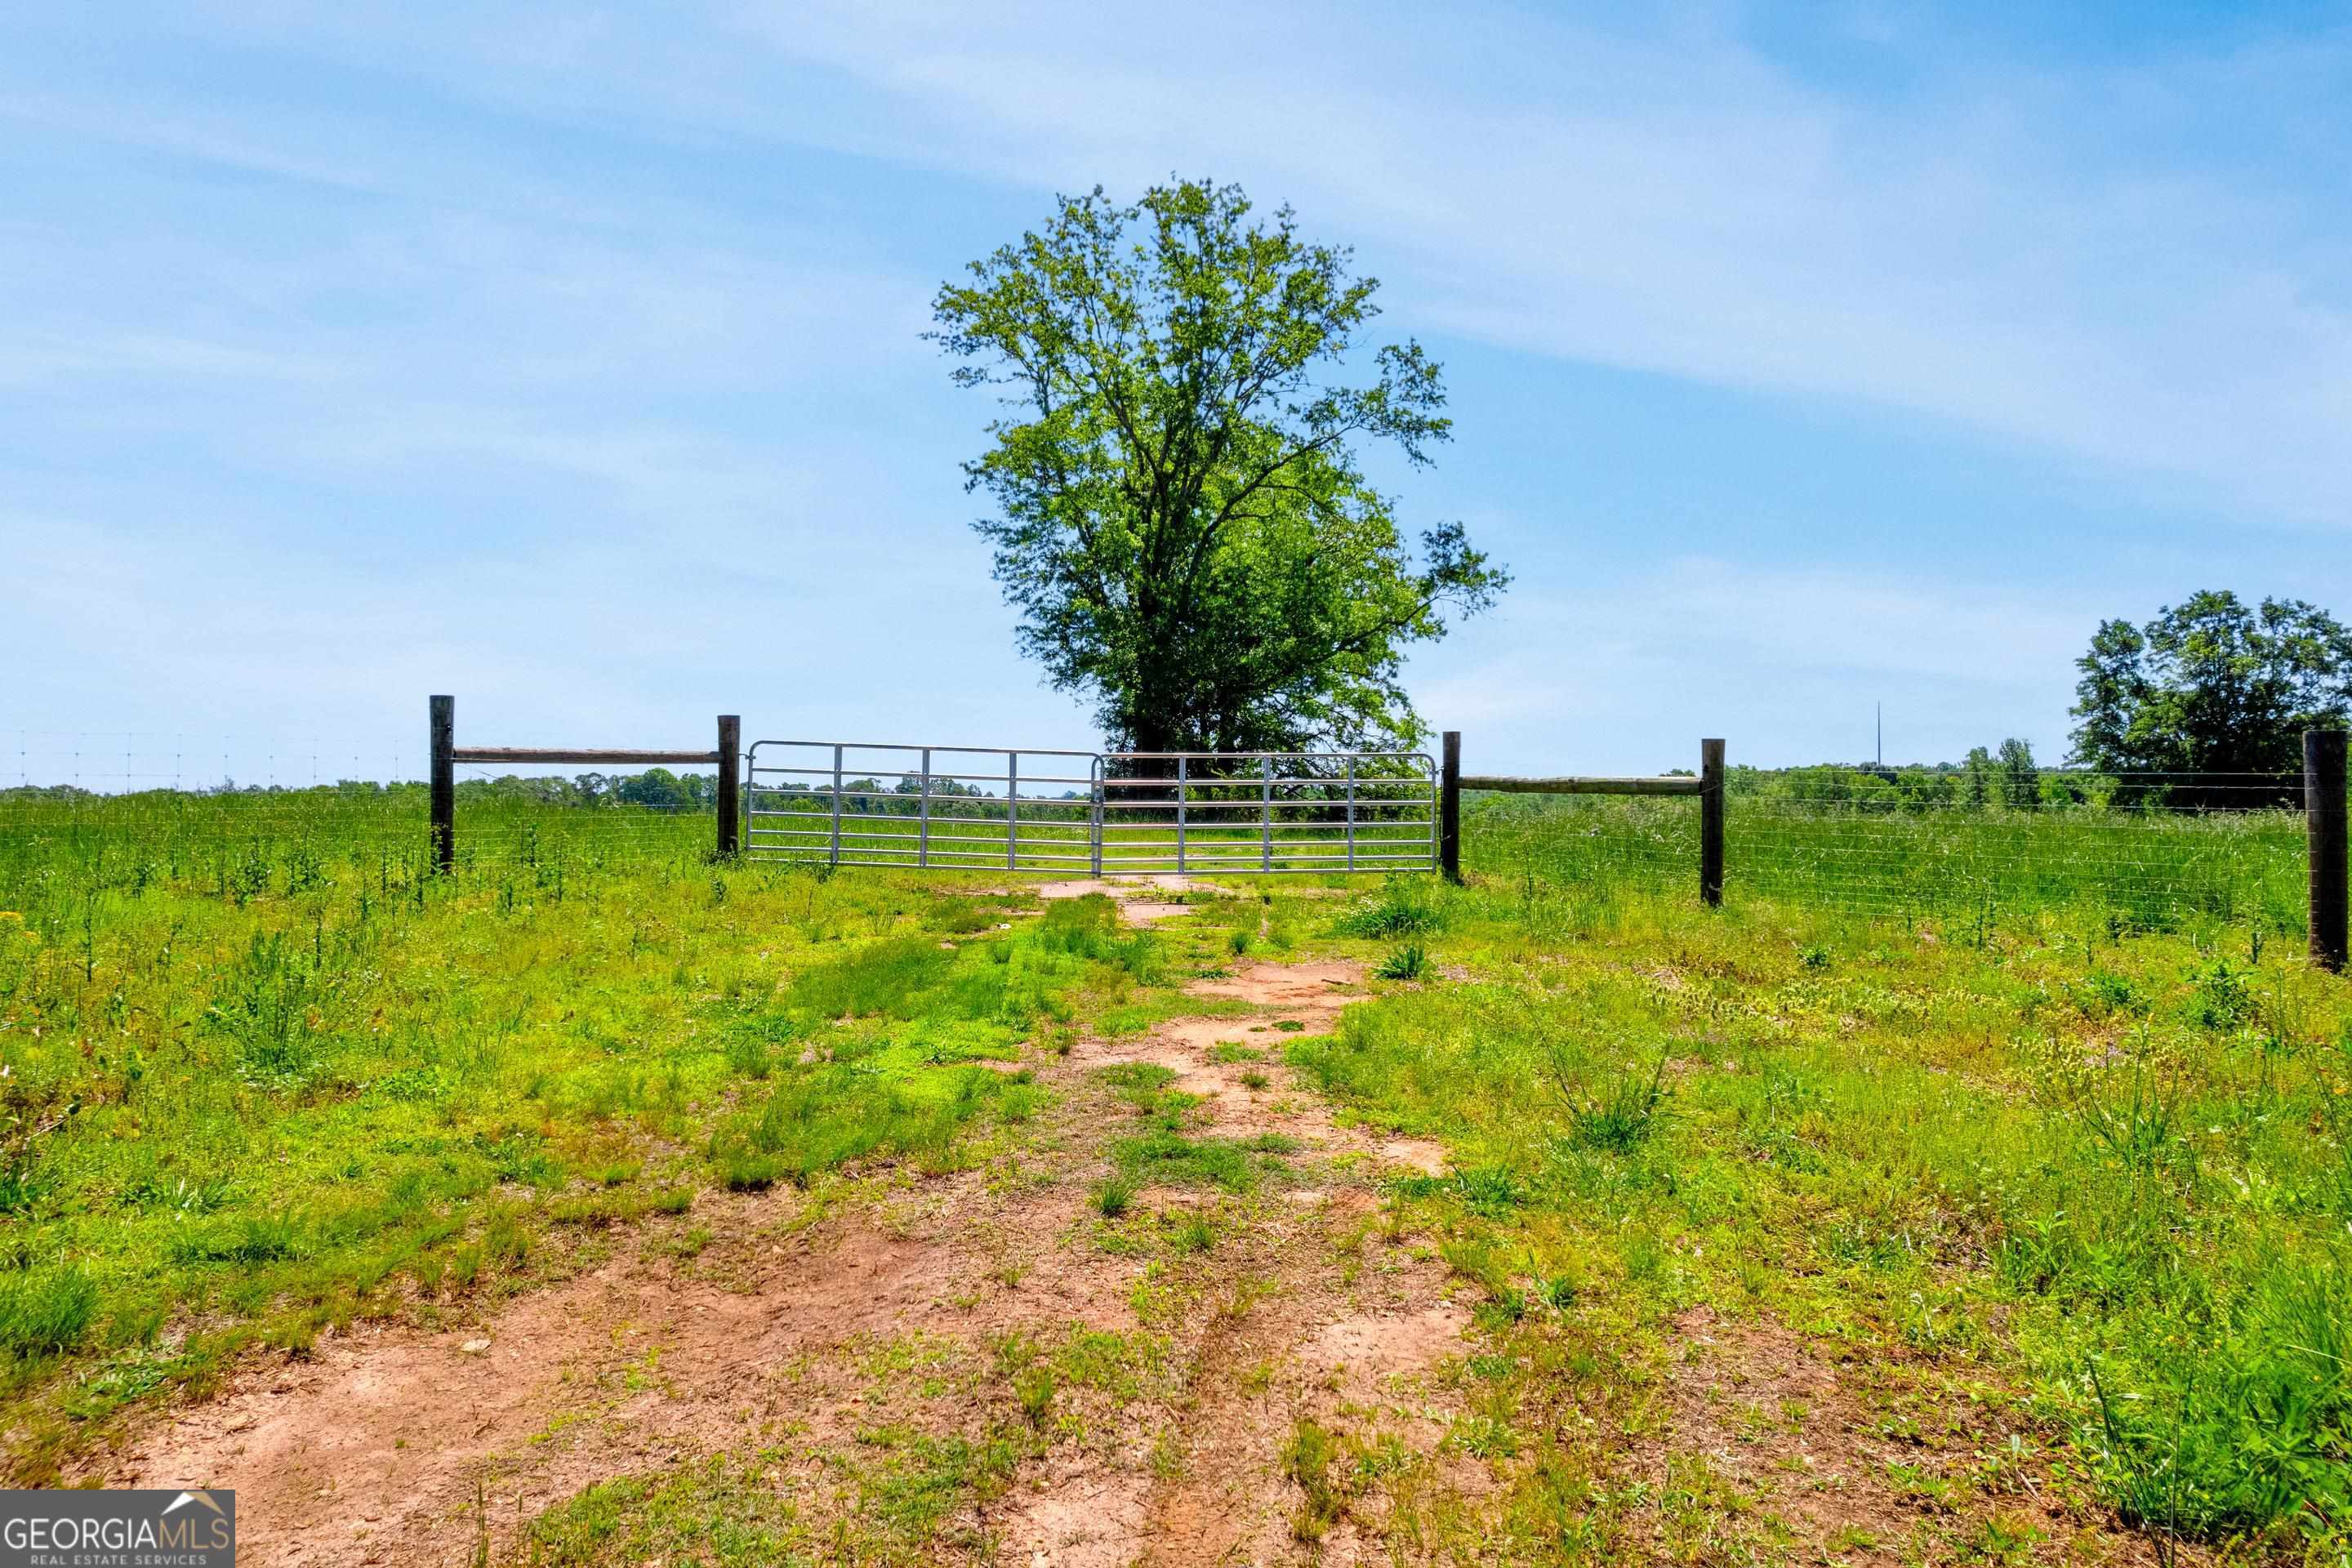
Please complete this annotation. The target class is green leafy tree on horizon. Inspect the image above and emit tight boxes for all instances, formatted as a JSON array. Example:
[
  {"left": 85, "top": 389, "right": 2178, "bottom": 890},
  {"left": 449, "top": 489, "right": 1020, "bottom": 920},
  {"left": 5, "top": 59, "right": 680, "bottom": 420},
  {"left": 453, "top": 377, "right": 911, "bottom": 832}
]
[
  {"left": 931, "top": 178, "right": 1508, "bottom": 756},
  {"left": 2070, "top": 590, "right": 2352, "bottom": 806}
]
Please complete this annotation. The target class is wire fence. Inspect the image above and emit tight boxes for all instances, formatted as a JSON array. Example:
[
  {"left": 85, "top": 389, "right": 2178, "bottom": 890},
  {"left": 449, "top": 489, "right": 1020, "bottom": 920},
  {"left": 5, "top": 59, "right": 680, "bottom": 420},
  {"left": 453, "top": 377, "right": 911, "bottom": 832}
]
[
  {"left": 0, "top": 742, "right": 2332, "bottom": 936},
  {"left": 0, "top": 724, "right": 741, "bottom": 902},
  {"left": 0, "top": 786, "right": 725, "bottom": 902},
  {"left": 1468, "top": 770, "right": 2316, "bottom": 933}
]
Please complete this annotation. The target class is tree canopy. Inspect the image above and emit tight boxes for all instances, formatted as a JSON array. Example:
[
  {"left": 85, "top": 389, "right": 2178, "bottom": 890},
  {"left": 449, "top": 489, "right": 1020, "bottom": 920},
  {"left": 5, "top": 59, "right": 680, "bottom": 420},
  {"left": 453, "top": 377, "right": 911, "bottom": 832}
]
[
  {"left": 931, "top": 179, "right": 1507, "bottom": 756},
  {"left": 2070, "top": 590, "right": 2352, "bottom": 804}
]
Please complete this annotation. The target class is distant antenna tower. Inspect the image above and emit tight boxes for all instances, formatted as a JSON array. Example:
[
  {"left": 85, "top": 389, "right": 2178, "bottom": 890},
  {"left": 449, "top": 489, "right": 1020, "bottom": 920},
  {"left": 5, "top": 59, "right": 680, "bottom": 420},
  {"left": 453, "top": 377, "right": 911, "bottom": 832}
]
[{"left": 1876, "top": 702, "right": 1882, "bottom": 769}]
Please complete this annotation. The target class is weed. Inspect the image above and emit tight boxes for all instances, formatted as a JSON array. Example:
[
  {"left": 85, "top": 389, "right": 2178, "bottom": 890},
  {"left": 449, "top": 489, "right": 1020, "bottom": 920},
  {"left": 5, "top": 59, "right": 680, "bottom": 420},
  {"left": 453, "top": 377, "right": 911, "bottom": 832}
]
[
  {"left": 1376, "top": 942, "right": 1428, "bottom": 981},
  {"left": 1169, "top": 1214, "right": 1217, "bottom": 1254},
  {"left": 1012, "top": 1363, "right": 1055, "bottom": 1426},
  {"left": 1283, "top": 1417, "right": 1343, "bottom": 1540},
  {"left": 1560, "top": 1054, "right": 1670, "bottom": 1154},
  {"left": 1450, "top": 1165, "right": 1528, "bottom": 1216},
  {"left": 1338, "top": 878, "right": 1445, "bottom": 938},
  {"left": 1093, "top": 1174, "right": 1138, "bottom": 1218}
]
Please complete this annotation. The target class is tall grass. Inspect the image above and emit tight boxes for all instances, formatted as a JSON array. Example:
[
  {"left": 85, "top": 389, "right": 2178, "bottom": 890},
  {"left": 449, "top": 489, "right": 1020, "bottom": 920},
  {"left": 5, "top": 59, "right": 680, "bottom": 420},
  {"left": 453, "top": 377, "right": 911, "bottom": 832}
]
[{"left": 1296, "top": 875, "right": 2352, "bottom": 1554}]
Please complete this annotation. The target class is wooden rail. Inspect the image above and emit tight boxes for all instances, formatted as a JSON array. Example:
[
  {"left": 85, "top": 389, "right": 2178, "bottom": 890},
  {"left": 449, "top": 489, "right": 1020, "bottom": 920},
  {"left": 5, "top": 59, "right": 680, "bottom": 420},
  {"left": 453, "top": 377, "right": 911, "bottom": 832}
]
[
  {"left": 1440, "top": 733, "right": 1726, "bottom": 907},
  {"left": 430, "top": 696, "right": 742, "bottom": 867},
  {"left": 1459, "top": 773, "right": 1702, "bottom": 796},
  {"left": 452, "top": 747, "right": 719, "bottom": 765}
]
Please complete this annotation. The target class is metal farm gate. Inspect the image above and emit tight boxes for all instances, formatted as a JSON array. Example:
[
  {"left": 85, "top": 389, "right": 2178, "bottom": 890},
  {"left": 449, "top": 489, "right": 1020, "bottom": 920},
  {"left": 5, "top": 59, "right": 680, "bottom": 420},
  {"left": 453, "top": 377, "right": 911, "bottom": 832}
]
[{"left": 743, "top": 741, "right": 1437, "bottom": 874}]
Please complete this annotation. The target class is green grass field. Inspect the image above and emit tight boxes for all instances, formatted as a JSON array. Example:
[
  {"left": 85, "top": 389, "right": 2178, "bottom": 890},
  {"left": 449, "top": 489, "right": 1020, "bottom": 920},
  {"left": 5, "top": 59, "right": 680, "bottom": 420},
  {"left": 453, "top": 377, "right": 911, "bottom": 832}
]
[{"left": 1, "top": 788, "right": 2346, "bottom": 1561}]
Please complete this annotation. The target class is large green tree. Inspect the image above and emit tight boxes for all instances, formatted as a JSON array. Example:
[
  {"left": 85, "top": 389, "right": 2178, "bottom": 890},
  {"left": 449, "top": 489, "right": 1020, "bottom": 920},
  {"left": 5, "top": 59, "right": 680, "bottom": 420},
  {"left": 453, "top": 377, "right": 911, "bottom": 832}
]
[
  {"left": 2069, "top": 590, "right": 2352, "bottom": 805},
  {"left": 931, "top": 179, "right": 1507, "bottom": 756}
]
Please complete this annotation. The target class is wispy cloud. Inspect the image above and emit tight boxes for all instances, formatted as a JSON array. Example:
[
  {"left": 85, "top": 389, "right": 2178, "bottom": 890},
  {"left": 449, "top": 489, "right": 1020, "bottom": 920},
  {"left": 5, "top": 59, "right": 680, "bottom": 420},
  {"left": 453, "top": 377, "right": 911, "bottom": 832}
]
[{"left": 724, "top": 1, "right": 2352, "bottom": 522}]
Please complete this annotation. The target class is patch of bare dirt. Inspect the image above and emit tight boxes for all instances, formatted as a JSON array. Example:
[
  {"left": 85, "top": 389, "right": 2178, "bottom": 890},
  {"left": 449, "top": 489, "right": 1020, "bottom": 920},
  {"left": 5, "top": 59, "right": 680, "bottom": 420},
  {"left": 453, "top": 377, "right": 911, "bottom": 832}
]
[
  {"left": 1638, "top": 1305, "right": 2174, "bottom": 1566},
  {"left": 1188, "top": 959, "right": 1362, "bottom": 1014},
  {"left": 106, "top": 1174, "right": 1147, "bottom": 1564},
  {"left": 1133, "top": 1208, "right": 1469, "bottom": 1568},
  {"left": 1115, "top": 900, "right": 1194, "bottom": 925},
  {"left": 1305, "top": 1303, "right": 1472, "bottom": 1398},
  {"left": 1377, "top": 1138, "right": 1446, "bottom": 1175},
  {"left": 999, "top": 1463, "right": 1154, "bottom": 1568},
  {"left": 1036, "top": 875, "right": 1226, "bottom": 920}
]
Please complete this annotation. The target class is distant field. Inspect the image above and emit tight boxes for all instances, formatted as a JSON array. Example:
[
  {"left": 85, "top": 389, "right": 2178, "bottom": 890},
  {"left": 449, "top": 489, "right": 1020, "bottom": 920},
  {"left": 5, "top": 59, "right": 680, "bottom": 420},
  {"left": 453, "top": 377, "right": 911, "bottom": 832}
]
[{"left": 1, "top": 780, "right": 2318, "bottom": 932}]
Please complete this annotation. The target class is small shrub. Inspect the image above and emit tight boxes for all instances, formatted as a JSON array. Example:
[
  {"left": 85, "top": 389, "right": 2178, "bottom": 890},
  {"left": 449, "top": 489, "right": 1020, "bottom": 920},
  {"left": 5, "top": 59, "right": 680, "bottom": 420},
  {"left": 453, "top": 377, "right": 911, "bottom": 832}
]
[
  {"left": 2079, "top": 969, "right": 2145, "bottom": 1018},
  {"left": 2185, "top": 960, "right": 2254, "bottom": 1031}
]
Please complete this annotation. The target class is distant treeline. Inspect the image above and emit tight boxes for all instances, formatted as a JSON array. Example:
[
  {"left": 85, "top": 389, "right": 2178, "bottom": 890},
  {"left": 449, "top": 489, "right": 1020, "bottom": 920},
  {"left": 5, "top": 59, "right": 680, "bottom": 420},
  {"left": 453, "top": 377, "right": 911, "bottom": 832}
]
[{"left": 0, "top": 771, "right": 731, "bottom": 812}]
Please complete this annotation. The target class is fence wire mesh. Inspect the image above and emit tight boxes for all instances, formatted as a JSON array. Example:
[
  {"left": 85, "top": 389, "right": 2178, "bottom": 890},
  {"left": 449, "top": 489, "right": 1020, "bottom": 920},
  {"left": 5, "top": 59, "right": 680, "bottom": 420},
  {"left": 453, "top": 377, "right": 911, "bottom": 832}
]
[
  {"left": 1468, "top": 769, "right": 2317, "bottom": 933},
  {"left": 2, "top": 723, "right": 732, "bottom": 896}
]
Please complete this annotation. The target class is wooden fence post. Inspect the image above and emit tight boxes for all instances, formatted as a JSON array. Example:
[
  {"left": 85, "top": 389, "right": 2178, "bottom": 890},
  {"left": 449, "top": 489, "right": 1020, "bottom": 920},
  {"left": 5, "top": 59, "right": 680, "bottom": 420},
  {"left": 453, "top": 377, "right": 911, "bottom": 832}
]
[
  {"left": 430, "top": 694, "right": 454, "bottom": 873},
  {"left": 716, "top": 715, "right": 741, "bottom": 859},
  {"left": 1699, "top": 737, "right": 1725, "bottom": 908},
  {"left": 1439, "top": 731, "right": 1462, "bottom": 883},
  {"left": 2310, "top": 728, "right": 2348, "bottom": 973}
]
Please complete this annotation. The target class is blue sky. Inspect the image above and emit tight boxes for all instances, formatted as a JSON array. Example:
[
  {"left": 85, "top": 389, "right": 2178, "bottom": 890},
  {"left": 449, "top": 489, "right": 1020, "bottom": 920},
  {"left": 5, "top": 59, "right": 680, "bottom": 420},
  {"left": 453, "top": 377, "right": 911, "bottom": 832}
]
[{"left": 6, "top": 1, "right": 2348, "bottom": 786}]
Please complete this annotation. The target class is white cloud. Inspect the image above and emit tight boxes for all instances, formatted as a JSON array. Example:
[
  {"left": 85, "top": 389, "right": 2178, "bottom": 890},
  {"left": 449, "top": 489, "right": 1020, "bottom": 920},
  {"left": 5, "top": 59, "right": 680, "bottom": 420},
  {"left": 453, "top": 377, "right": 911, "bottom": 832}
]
[
  {"left": 29, "top": 3, "right": 2343, "bottom": 519},
  {"left": 719, "top": 1, "right": 2352, "bottom": 523}
]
